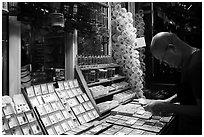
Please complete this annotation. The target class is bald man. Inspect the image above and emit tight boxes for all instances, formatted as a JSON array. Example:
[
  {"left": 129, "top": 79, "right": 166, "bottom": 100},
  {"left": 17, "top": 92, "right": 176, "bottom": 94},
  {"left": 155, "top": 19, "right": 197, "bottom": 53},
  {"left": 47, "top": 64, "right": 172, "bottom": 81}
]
[{"left": 144, "top": 32, "right": 202, "bottom": 134}]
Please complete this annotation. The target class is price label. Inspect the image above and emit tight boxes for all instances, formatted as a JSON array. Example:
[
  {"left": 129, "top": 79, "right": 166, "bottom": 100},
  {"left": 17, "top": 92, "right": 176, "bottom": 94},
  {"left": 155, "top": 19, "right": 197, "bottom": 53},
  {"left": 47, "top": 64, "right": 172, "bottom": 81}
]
[
  {"left": 57, "top": 81, "right": 65, "bottom": 90},
  {"left": 41, "top": 116, "right": 51, "bottom": 127},
  {"left": 47, "top": 83, "right": 55, "bottom": 93},
  {"left": 41, "top": 84, "right": 49, "bottom": 94},
  {"left": 72, "top": 106, "right": 80, "bottom": 115},
  {"left": 61, "top": 121, "right": 70, "bottom": 132},
  {"left": 26, "top": 86, "right": 35, "bottom": 97},
  {"left": 33, "top": 85, "right": 42, "bottom": 96},
  {"left": 77, "top": 115, "right": 86, "bottom": 124},
  {"left": 76, "top": 95, "right": 85, "bottom": 103},
  {"left": 30, "top": 122, "right": 41, "bottom": 134},
  {"left": 82, "top": 93, "right": 89, "bottom": 101},
  {"left": 63, "top": 81, "right": 70, "bottom": 89},
  {"left": 46, "top": 127, "right": 56, "bottom": 135},
  {"left": 73, "top": 79, "right": 79, "bottom": 87},
  {"left": 69, "top": 81, "right": 74, "bottom": 89}
]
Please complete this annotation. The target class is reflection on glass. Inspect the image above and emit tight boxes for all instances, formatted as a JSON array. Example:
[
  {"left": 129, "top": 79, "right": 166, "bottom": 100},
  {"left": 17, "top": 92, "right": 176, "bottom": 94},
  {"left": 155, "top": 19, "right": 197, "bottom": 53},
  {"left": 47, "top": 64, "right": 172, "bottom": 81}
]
[{"left": 77, "top": 2, "right": 109, "bottom": 58}]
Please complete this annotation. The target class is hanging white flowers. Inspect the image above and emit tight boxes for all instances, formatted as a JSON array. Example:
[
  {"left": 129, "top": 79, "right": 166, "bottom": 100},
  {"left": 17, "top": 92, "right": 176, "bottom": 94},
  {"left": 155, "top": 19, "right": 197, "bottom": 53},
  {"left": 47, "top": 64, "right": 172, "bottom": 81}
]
[{"left": 111, "top": 3, "right": 146, "bottom": 98}]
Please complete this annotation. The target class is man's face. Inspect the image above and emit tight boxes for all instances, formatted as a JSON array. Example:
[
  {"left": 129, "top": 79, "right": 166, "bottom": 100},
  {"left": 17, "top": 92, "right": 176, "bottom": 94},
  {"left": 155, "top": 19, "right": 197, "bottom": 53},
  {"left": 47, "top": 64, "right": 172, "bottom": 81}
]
[{"left": 152, "top": 46, "right": 182, "bottom": 69}]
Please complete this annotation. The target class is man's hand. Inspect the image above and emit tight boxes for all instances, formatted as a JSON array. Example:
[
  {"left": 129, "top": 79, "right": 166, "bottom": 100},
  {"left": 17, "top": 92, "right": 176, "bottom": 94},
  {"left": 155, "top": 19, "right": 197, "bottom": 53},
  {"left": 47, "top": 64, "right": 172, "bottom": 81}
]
[{"left": 143, "top": 99, "right": 166, "bottom": 116}]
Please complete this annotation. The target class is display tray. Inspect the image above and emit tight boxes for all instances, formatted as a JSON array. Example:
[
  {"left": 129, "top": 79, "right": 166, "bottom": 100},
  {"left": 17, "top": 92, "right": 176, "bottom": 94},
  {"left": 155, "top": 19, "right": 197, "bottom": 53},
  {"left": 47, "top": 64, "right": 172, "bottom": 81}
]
[{"left": 20, "top": 79, "right": 100, "bottom": 135}]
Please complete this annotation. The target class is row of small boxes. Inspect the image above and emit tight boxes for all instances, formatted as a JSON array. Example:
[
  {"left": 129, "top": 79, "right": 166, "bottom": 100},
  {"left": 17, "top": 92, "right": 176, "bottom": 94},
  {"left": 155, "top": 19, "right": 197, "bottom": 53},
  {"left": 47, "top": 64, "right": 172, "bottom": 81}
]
[
  {"left": 111, "top": 81, "right": 129, "bottom": 90},
  {"left": 25, "top": 81, "right": 81, "bottom": 135},
  {"left": 2, "top": 110, "right": 42, "bottom": 135},
  {"left": 2, "top": 95, "right": 43, "bottom": 135},
  {"left": 77, "top": 121, "right": 113, "bottom": 135},
  {"left": 112, "top": 90, "right": 136, "bottom": 104},
  {"left": 101, "top": 114, "right": 166, "bottom": 134},
  {"left": 25, "top": 79, "right": 79, "bottom": 98},
  {"left": 54, "top": 80, "right": 100, "bottom": 124},
  {"left": 89, "top": 85, "right": 110, "bottom": 98},
  {"left": 99, "top": 124, "right": 156, "bottom": 135},
  {"left": 55, "top": 84, "right": 100, "bottom": 125},
  {"left": 24, "top": 79, "right": 100, "bottom": 134},
  {"left": 89, "top": 81, "right": 130, "bottom": 99}
]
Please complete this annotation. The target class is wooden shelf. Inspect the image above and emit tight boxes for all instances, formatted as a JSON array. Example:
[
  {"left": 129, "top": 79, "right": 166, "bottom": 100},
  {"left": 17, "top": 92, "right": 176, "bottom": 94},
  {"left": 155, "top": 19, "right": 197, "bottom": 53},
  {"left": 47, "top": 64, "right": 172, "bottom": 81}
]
[
  {"left": 88, "top": 75, "right": 126, "bottom": 87},
  {"left": 80, "top": 64, "right": 120, "bottom": 70},
  {"left": 95, "top": 86, "right": 131, "bottom": 100}
]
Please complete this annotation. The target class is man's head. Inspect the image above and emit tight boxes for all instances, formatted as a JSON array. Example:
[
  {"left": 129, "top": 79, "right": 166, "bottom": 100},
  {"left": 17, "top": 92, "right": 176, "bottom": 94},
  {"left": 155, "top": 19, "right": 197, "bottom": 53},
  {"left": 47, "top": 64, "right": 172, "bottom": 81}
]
[{"left": 150, "top": 32, "right": 187, "bottom": 69}]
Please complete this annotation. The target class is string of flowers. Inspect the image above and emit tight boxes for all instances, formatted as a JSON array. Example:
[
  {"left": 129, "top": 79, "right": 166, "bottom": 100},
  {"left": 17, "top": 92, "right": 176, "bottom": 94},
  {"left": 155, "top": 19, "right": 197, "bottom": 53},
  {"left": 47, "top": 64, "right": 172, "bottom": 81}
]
[{"left": 111, "top": 3, "right": 145, "bottom": 98}]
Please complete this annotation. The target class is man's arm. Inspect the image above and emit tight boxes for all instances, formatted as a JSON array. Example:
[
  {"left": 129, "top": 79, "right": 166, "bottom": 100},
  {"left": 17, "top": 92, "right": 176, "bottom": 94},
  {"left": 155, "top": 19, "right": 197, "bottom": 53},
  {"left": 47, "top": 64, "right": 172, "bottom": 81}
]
[
  {"left": 164, "top": 94, "right": 177, "bottom": 103},
  {"left": 144, "top": 98, "right": 202, "bottom": 118},
  {"left": 162, "top": 100, "right": 202, "bottom": 118}
]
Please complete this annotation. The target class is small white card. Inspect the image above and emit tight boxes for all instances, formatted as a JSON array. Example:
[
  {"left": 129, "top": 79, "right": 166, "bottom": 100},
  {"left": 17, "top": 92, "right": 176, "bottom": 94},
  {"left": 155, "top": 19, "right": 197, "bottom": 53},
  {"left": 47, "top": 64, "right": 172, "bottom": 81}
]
[
  {"left": 66, "top": 90, "right": 75, "bottom": 98},
  {"left": 67, "top": 120, "right": 75, "bottom": 129},
  {"left": 8, "top": 116, "right": 19, "bottom": 128},
  {"left": 76, "top": 95, "right": 85, "bottom": 103},
  {"left": 136, "top": 37, "right": 146, "bottom": 48},
  {"left": 72, "top": 106, "right": 80, "bottom": 115},
  {"left": 41, "top": 84, "right": 49, "bottom": 94},
  {"left": 25, "top": 111, "right": 36, "bottom": 123},
  {"left": 54, "top": 125, "right": 64, "bottom": 135},
  {"left": 26, "top": 86, "right": 35, "bottom": 97},
  {"left": 29, "top": 97, "right": 40, "bottom": 107},
  {"left": 47, "top": 83, "right": 55, "bottom": 93},
  {"left": 61, "top": 121, "right": 70, "bottom": 132},
  {"left": 41, "top": 116, "right": 51, "bottom": 127},
  {"left": 3, "top": 104, "right": 15, "bottom": 115},
  {"left": 87, "top": 111, "right": 94, "bottom": 120},
  {"left": 46, "top": 127, "right": 56, "bottom": 135},
  {"left": 78, "top": 104, "right": 86, "bottom": 113},
  {"left": 13, "top": 94, "right": 30, "bottom": 113},
  {"left": 21, "top": 125, "right": 32, "bottom": 135},
  {"left": 37, "top": 96, "right": 44, "bottom": 105},
  {"left": 87, "top": 101, "right": 94, "bottom": 109},
  {"left": 12, "top": 127, "right": 24, "bottom": 135},
  {"left": 33, "top": 85, "right": 42, "bottom": 96},
  {"left": 67, "top": 98, "right": 79, "bottom": 107},
  {"left": 17, "top": 114, "right": 28, "bottom": 125},
  {"left": 78, "top": 115, "right": 86, "bottom": 124},
  {"left": 56, "top": 101, "right": 64, "bottom": 110},
  {"left": 69, "top": 81, "right": 74, "bottom": 89},
  {"left": 30, "top": 122, "right": 41, "bottom": 134},
  {"left": 73, "top": 79, "right": 79, "bottom": 87},
  {"left": 43, "top": 103, "right": 53, "bottom": 114},
  {"left": 83, "top": 113, "right": 91, "bottom": 122},
  {"left": 76, "top": 88, "right": 83, "bottom": 94},
  {"left": 92, "top": 110, "right": 99, "bottom": 118},
  {"left": 72, "top": 89, "right": 79, "bottom": 96},
  {"left": 49, "top": 114, "right": 58, "bottom": 124},
  {"left": 36, "top": 105, "right": 46, "bottom": 116},
  {"left": 63, "top": 81, "right": 70, "bottom": 89},
  {"left": 57, "top": 81, "right": 65, "bottom": 90},
  {"left": 50, "top": 102, "right": 59, "bottom": 111},
  {"left": 82, "top": 103, "right": 90, "bottom": 111},
  {"left": 82, "top": 94, "right": 89, "bottom": 101},
  {"left": 61, "top": 110, "right": 70, "bottom": 119},
  {"left": 55, "top": 111, "right": 65, "bottom": 121}
]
